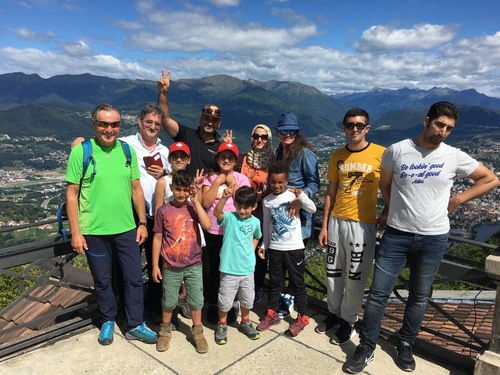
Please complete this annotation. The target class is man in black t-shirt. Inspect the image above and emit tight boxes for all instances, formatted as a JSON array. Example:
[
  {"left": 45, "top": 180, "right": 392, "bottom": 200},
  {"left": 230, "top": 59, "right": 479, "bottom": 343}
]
[{"left": 157, "top": 69, "right": 231, "bottom": 174}]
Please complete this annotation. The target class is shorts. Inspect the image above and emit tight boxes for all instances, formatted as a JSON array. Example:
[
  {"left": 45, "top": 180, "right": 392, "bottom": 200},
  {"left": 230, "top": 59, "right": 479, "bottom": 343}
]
[
  {"left": 161, "top": 264, "right": 203, "bottom": 311},
  {"left": 218, "top": 272, "right": 254, "bottom": 312}
]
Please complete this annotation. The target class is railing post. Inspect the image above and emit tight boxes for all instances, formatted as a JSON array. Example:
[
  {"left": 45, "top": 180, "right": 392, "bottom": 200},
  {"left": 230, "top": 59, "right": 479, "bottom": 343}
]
[{"left": 475, "top": 248, "right": 500, "bottom": 374}]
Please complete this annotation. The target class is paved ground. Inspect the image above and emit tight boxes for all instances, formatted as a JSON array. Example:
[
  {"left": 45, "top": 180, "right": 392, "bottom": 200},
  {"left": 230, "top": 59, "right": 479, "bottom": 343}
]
[{"left": 0, "top": 301, "right": 471, "bottom": 375}]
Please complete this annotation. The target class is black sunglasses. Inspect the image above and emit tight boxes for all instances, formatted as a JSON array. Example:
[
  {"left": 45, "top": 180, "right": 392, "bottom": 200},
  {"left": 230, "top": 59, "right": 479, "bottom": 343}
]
[
  {"left": 344, "top": 122, "right": 368, "bottom": 130},
  {"left": 252, "top": 134, "right": 269, "bottom": 140}
]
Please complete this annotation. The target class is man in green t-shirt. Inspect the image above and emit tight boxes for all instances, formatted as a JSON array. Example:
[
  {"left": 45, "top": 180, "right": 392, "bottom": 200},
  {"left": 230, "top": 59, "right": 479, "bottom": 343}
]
[{"left": 66, "top": 103, "right": 157, "bottom": 346}]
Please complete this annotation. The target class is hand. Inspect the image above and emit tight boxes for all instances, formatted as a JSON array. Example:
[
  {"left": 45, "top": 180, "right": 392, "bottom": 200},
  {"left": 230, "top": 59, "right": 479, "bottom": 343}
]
[
  {"left": 223, "top": 129, "right": 233, "bottom": 143},
  {"left": 288, "top": 187, "right": 302, "bottom": 197},
  {"left": 158, "top": 69, "right": 171, "bottom": 95},
  {"left": 257, "top": 248, "right": 266, "bottom": 259},
  {"left": 225, "top": 173, "right": 236, "bottom": 188},
  {"left": 71, "top": 233, "right": 88, "bottom": 255},
  {"left": 214, "top": 173, "right": 227, "bottom": 186},
  {"left": 222, "top": 187, "right": 233, "bottom": 199},
  {"left": 318, "top": 228, "right": 328, "bottom": 247},
  {"left": 71, "top": 137, "right": 85, "bottom": 150},
  {"left": 190, "top": 184, "right": 199, "bottom": 201},
  {"left": 288, "top": 197, "right": 303, "bottom": 218},
  {"left": 194, "top": 169, "right": 205, "bottom": 190},
  {"left": 136, "top": 225, "right": 148, "bottom": 245},
  {"left": 152, "top": 267, "right": 162, "bottom": 283},
  {"left": 147, "top": 165, "right": 164, "bottom": 180}
]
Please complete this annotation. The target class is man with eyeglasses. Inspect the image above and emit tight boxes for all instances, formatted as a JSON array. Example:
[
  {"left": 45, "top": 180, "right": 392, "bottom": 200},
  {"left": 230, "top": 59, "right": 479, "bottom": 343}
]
[
  {"left": 120, "top": 104, "right": 172, "bottom": 320},
  {"left": 157, "top": 69, "right": 230, "bottom": 174},
  {"left": 345, "top": 102, "right": 499, "bottom": 373},
  {"left": 66, "top": 103, "right": 157, "bottom": 346},
  {"left": 317, "top": 108, "right": 386, "bottom": 347}
]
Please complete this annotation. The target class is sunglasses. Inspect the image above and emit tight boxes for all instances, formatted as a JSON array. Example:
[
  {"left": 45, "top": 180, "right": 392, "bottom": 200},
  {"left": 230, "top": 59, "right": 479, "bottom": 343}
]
[
  {"left": 202, "top": 107, "right": 222, "bottom": 117},
  {"left": 252, "top": 134, "right": 269, "bottom": 141},
  {"left": 278, "top": 129, "right": 298, "bottom": 136},
  {"left": 344, "top": 122, "right": 368, "bottom": 130},
  {"left": 95, "top": 120, "right": 120, "bottom": 128}
]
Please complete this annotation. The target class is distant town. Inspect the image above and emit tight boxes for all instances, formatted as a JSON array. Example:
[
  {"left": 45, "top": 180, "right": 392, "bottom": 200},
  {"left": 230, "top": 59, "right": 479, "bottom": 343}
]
[{"left": 0, "top": 133, "right": 499, "bottom": 244}]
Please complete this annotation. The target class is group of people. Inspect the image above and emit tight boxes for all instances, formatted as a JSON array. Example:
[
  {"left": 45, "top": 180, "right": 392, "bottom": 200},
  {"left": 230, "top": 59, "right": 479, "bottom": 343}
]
[{"left": 65, "top": 69, "right": 499, "bottom": 372}]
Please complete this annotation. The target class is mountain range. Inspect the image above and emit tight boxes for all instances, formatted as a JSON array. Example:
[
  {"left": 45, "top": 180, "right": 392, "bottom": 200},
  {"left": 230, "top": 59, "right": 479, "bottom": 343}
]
[{"left": 0, "top": 72, "right": 499, "bottom": 146}]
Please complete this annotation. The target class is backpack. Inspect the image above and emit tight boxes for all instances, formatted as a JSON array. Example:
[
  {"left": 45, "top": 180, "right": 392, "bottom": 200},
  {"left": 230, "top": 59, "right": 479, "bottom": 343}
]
[{"left": 57, "top": 139, "right": 132, "bottom": 242}]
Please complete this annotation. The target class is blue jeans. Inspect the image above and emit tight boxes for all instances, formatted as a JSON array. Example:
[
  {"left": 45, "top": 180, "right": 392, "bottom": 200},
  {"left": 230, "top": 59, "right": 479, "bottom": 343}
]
[{"left": 359, "top": 226, "right": 448, "bottom": 350}]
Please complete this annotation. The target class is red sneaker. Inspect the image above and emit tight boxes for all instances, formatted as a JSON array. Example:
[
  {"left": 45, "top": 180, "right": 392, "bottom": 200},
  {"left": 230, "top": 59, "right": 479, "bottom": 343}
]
[
  {"left": 257, "top": 309, "right": 281, "bottom": 332},
  {"left": 289, "top": 314, "right": 309, "bottom": 336}
]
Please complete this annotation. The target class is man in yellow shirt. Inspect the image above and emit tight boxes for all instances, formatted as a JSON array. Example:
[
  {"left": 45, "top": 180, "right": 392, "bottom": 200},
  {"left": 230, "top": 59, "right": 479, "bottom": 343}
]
[{"left": 317, "top": 108, "right": 386, "bottom": 345}]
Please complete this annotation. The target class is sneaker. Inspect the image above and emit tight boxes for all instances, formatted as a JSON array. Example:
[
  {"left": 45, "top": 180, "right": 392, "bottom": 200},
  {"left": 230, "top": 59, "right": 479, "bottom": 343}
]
[
  {"left": 191, "top": 324, "right": 209, "bottom": 353},
  {"left": 156, "top": 322, "right": 172, "bottom": 352},
  {"left": 315, "top": 314, "right": 342, "bottom": 334},
  {"left": 207, "top": 304, "right": 219, "bottom": 325},
  {"left": 330, "top": 320, "right": 356, "bottom": 345},
  {"left": 254, "top": 287, "right": 264, "bottom": 304},
  {"left": 215, "top": 324, "right": 228, "bottom": 345},
  {"left": 98, "top": 320, "right": 115, "bottom": 346},
  {"left": 278, "top": 293, "right": 294, "bottom": 319},
  {"left": 257, "top": 309, "right": 281, "bottom": 332},
  {"left": 177, "top": 295, "right": 192, "bottom": 319},
  {"left": 227, "top": 304, "right": 239, "bottom": 325},
  {"left": 125, "top": 322, "right": 158, "bottom": 344},
  {"left": 395, "top": 341, "right": 416, "bottom": 372},
  {"left": 288, "top": 313, "right": 309, "bottom": 336},
  {"left": 344, "top": 344, "right": 374, "bottom": 374},
  {"left": 240, "top": 321, "right": 260, "bottom": 340}
]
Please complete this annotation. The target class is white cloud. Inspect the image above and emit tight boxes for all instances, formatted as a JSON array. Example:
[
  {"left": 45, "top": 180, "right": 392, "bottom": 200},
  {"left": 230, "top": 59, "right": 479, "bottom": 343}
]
[
  {"left": 126, "top": 6, "right": 318, "bottom": 53},
  {"left": 8, "top": 27, "right": 56, "bottom": 42},
  {"left": 356, "top": 24, "right": 458, "bottom": 52},
  {"left": 209, "top": 0, "right": 240, "bottom": 7},
  {"left": 0, "top": 47, "right": 157, "bottom": 80}
]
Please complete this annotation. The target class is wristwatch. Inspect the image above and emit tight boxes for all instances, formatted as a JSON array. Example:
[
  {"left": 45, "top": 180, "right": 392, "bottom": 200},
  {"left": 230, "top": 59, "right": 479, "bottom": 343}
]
[{"left": 138, "top": 221, "right": 147, "bottom": 227}]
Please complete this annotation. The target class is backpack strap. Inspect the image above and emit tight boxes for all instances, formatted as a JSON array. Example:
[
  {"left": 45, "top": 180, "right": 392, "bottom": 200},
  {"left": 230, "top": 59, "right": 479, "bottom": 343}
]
[
  {"left": 119, "top": 140, "right": 132, "bottom": 168},
  {"left": 81, "top": 139, "right": 95, "bottom": 183}
]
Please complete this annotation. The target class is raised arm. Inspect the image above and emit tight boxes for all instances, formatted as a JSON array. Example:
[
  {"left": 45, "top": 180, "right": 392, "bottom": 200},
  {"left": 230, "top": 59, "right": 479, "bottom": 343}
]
[
  {"left": 213, "top": 187, "right": 232, "bottom": 221},
  {"left": 448, "top": 163, "right": 499, "bottom": 214},
  {"left": 157, "top": 68, "right": 180, "bottom": 138}
]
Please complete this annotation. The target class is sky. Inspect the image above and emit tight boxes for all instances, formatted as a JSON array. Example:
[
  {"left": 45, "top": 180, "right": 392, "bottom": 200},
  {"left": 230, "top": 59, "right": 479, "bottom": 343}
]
[{"left": 0, "top": 0, "right": 499, "bottom": 97}]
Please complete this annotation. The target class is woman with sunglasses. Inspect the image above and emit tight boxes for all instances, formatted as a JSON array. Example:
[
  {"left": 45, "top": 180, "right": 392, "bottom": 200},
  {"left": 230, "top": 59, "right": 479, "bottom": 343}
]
[
  {"left": 272, "top": 113, "right": 320, "bottom": 322},
  {"left": 235, "top": 124, "right": 274, "bottom": 304}
]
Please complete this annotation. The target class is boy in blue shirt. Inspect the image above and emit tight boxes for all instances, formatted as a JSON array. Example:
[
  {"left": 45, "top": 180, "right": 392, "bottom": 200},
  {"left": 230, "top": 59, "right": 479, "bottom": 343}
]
[{"left": 213, "top": 186, "right": 263, "bottom": 345}]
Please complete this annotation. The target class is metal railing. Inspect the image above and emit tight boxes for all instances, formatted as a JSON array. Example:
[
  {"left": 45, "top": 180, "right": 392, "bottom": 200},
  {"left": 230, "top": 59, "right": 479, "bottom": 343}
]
[{"left": 0, "top": 214, "right": 498, "bottom": 363}]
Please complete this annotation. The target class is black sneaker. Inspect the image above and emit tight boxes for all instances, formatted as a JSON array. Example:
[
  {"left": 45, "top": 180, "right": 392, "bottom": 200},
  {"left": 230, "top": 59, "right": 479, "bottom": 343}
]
[
  {"left": 395, "top": 341, "right": 416, "bottom": 372},
  {"left": 314, "top": 314, "right": 342, "bottom": 334},
  {"left": 344, "top": 344, "right": 374, "bottom": 374},
  {"left": 330, "top": 320, "right": 356, "bottom": 345}
]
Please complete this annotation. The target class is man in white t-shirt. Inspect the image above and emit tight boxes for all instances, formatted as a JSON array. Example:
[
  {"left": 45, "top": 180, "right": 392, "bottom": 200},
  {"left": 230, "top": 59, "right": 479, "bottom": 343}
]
[{"left": 345, "top": 101, "right": 499, "bottom": 374}]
